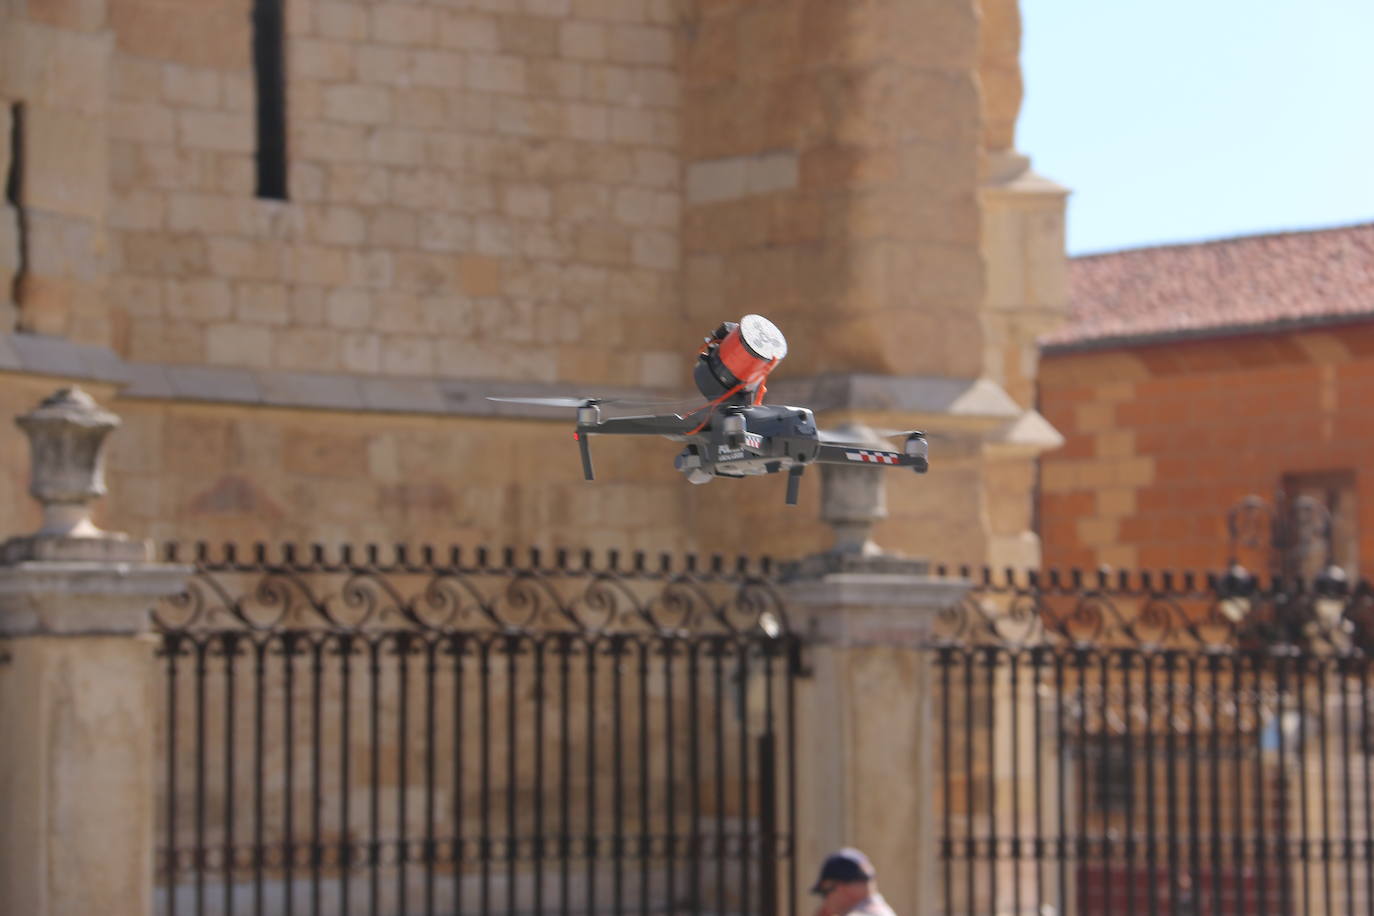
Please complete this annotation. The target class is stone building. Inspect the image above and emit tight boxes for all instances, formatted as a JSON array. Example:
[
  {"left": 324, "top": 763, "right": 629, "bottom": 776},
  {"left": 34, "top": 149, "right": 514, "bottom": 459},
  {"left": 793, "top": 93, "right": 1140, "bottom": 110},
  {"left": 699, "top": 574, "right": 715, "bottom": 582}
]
[
  {"left": 0, "top": 0, "right": 1066, "bottom": 565},
  {"left": 1038, "top": 222, "right": 1374, "bottom": 575}
]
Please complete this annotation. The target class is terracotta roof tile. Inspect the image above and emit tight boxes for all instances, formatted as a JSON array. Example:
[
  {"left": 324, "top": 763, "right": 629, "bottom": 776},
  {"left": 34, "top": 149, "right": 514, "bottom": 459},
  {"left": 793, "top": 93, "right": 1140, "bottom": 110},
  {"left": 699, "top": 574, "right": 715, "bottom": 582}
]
[{"left": 1043, "top": 222, "right": 1374, "bottom": 350}]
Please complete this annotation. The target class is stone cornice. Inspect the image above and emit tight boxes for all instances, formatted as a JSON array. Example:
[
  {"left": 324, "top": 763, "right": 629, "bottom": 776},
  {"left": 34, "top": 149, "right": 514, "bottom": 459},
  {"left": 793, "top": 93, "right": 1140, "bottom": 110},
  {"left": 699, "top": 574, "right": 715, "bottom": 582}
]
[
  {"left": 0, "top": 332, "right": 1060, "bottom": 440},
  {"left": 0, "top": 332, "right": 130, "bottom": 384}
]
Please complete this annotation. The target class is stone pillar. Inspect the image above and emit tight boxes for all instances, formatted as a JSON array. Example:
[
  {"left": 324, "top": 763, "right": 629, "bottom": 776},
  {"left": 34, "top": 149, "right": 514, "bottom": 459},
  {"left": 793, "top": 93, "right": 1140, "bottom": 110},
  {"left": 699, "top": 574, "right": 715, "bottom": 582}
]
[
  {"left": 784, "top": 465, "right": 971, "bottom": 916},
  {"left": 0, "top": 388, "right": 190, "bottom": 916}
]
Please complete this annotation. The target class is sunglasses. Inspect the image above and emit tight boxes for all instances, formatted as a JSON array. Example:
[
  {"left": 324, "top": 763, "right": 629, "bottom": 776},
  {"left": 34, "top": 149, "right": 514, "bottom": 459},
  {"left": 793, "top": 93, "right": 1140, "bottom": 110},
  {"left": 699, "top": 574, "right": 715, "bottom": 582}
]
[{"left": 812, "top": 883, "right": 838, "bottom": 897}]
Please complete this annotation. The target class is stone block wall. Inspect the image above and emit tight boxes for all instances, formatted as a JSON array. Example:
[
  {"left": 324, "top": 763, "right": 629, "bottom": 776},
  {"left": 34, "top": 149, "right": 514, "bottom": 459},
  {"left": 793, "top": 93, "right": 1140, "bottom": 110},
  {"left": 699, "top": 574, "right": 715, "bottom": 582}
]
[
  {"left": 0, "top": 0, "right": 1067, "bottom": 569},
  {"left": 0, "top": 1, "right": 115, "bottom": 344},
  {"left": 102, "top": 402, "right": 698, "bottom": 553},
  {"left": 681, "top": 0, "right": 990, "bottom": 380},
  {"left": 102, "top": 0, "right": 687, "bottom": 387}
]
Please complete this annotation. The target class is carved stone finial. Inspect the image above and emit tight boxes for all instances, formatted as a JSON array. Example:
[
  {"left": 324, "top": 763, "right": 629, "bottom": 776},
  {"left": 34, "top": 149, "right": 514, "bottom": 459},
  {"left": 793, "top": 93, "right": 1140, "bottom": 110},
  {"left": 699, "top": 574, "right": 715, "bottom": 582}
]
[
  {"left": 1, "top": 387, "right": 149, "bottom": 564},
  {"left": 18, "top": 387, "right": 120, "bottom": 537},
  {"left": 781, "top": 422, "right": 931, "bottom": 580},
  {"left": 819, "top": 422, "right": 890, "bottom": 556}
]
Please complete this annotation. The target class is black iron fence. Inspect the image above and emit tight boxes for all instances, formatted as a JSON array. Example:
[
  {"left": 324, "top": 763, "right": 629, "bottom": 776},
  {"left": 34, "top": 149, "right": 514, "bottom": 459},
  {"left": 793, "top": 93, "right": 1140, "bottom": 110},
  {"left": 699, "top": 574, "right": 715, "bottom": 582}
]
[
  {"left": 930, "top": 568, "right": 1374, "bottom": 916},
  {"left": 156, "top": 548, "right": 1374, "bottom": 916},
  {"left": 154, "top": 544, "right": 798, "bottom": 916}
]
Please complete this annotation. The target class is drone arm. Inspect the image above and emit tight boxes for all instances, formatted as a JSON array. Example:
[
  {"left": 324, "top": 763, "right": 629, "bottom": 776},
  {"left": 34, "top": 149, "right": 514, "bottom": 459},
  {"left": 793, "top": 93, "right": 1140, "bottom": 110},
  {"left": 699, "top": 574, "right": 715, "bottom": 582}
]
[
  {"left": 785, "top": 464, "right": 803, "bottom": 506},
  {"left": 572, "top": 413, "right": 694, "bottom": 480},
  {"left": 582, "top": 414, "right": 696, "bottom": 436},
  {"left": 812, "top": 443, "right": 929, "bottom": 473}
]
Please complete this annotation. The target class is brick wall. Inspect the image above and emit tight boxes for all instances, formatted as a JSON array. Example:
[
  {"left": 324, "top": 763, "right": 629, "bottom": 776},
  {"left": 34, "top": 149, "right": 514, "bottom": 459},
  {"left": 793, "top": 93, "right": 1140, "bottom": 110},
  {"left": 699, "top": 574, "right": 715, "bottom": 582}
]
[{"left": 1038, "top": 324, "right": 1374, "bottom": 575}]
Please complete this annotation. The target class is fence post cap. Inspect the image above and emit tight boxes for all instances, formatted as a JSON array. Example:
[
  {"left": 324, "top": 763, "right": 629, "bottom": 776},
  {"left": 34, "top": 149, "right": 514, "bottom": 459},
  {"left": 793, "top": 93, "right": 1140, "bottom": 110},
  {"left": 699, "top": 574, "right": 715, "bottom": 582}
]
[
  {"left": 779, "top": 558, "right": 972, "bottom": 647},
  {"left": 0, "top": 560, "right": 192, "bottom": 635}
]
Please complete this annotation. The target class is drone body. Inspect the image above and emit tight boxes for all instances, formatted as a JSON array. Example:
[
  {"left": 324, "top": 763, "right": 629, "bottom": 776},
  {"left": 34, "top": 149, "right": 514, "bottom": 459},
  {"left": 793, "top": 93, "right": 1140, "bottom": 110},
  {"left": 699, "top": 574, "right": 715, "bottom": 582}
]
[{"left": 492, "top": 315, "right": 928, "bottom": 506}]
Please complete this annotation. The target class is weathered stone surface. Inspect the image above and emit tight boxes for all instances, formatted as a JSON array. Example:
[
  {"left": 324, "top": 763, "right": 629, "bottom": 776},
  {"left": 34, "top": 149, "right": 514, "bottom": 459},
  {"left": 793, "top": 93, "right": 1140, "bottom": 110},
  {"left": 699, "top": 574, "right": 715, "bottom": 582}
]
[
  {"left": 0, "top": 0, "right": 1059, "bottom": 574},
  {"left": 21, "top": 106, "right": 108, "bottom": 221},
  {"left": 4, "top": 388, "right": 127, "bottom": 548},
  {"left": 979, "top": 0, "right": 1023, "bottom": 152},
  {"left": 786, "top": 565, "right": 970, "bottom": 916},
  {"left": 0, "top": 635, "right": 158, "bottom": 912}
]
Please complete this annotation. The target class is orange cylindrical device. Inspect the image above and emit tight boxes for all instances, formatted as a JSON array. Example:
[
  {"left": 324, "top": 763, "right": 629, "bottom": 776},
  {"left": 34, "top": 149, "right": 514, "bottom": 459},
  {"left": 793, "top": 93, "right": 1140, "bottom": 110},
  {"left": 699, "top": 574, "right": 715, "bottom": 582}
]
[{"left": 694, "top": 315, "right": 788, "bottom": 399}]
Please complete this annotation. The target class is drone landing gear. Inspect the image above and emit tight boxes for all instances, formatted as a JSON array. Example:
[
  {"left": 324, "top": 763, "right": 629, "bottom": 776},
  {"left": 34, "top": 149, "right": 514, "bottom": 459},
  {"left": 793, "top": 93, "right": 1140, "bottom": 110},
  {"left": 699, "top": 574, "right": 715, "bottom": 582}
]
[
  {"left": 575, "top": 432, "right": 594, "bottom": 480},
  {"left": 785, "top": 465, "right": 804, "bottom": 506}
]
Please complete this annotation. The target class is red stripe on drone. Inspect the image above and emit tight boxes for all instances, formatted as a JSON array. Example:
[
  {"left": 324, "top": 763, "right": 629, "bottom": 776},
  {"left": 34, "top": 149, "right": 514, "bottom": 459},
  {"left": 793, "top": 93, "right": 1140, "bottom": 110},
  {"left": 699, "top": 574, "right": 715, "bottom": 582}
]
[{"left": 845, "top": 450, "right": 898, "bottom": 464}]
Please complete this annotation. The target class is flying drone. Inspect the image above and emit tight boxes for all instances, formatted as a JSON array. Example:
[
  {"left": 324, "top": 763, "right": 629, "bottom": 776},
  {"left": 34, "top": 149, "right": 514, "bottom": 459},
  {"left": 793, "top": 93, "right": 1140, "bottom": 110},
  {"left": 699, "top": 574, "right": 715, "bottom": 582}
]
[{"left": 489, "top": 315, "right": 928, "bottom": 506}]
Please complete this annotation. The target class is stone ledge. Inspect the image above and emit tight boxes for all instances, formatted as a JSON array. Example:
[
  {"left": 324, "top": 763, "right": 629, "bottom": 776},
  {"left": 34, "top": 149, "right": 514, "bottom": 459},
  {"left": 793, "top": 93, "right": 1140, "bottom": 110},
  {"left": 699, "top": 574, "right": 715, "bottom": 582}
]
[
  {"left": 1, "top": 533, "right": 150, "bottom": 565},
  {"left": 0, "top": 332, "right": 130, "bottom": 383},
  {"left": 778, "top": 560, "right": 973, "bottom": 649},
  {"left": 0, "top": 560, "right": 193, "bottom": 635},
  {"left": 781, "top": 550, "right": 931, "bottom": 582},
  {"left": 0, "top": 332, "right": 1060, "bottom": 431}
]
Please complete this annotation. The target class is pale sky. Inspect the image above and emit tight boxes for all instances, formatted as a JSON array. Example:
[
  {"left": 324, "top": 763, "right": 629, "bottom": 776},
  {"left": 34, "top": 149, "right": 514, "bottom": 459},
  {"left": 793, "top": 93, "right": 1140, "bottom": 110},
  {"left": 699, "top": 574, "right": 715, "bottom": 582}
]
[{"left": 1018, "top": 0, "right": 1374, "bottom": 255}]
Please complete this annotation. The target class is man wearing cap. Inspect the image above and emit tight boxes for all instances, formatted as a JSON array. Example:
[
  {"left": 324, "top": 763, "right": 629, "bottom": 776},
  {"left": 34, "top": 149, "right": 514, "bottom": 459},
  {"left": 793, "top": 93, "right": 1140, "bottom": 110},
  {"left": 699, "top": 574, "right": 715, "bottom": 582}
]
[{"left": 809, "top": 848, "right": 896, "bottom": 916}]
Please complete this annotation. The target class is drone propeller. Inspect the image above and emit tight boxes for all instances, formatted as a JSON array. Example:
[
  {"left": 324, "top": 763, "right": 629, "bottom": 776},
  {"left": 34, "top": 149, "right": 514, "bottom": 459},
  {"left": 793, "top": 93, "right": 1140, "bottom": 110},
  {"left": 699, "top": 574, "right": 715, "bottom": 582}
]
[
  {"left": 486, "top": 395, "right": 686, "bottom": 409},
  {"left": 487, "top": 396, "right": 599, "bottom": 408}
]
